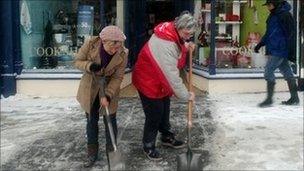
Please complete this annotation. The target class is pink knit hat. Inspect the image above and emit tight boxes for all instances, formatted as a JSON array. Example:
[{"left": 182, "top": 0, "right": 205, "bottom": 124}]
[{"left": 99, "top": 25, "right": 126, "bottom": 41}]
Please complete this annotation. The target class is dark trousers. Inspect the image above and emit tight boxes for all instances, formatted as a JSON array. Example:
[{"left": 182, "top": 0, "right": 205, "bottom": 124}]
[
  {"left": 139, "top": 92, "right": 173, "bottom": 148},
  {"left": 86, "top": 95, "right": 117, "bottom": 150}
]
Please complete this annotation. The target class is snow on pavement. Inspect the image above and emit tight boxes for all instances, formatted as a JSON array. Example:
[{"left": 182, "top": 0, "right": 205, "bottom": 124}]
[
  {"left": 0, "top": 92, "right": 303, "bottom": 170},
  {"left": 1, "top": 94, "right": 210, "bottom": 170},
  {"left": 204, "top": 92, "right": 303, "bottom": 170}
]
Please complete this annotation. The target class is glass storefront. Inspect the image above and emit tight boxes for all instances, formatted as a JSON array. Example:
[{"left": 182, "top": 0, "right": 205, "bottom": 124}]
[
  {"left": 195, "top": 0, "right": 300, "bottom": 74},
  {"left": 20, "top": 0, "right": 300, "bottom": 74},
  {"left": 20, "top": 0, "right": 116, "bottom": 70}
]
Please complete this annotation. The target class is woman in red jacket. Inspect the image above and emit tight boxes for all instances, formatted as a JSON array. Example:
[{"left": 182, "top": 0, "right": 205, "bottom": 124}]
[{"left": 132, "top": 11, "right": 196, "bottom": 161}]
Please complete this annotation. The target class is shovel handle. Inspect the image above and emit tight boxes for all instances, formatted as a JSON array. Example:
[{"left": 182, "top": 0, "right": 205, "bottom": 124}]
[
  {"left": 188, "top": 48, "right": 193, "bottom": 128},
  {"left": 102, "top": 107, "right": 118, "bottom": 152}
]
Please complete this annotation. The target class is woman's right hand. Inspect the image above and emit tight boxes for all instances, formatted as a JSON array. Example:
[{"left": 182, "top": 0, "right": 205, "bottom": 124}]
[
  {"left": 100, "top": 97, "right": 109, "bottom": 107},
  {"left": 189, "top": 91, "right": 195, "bottom": 101},
  {"left": 185, "top": 42, "right": 196, "bottom": 52}
]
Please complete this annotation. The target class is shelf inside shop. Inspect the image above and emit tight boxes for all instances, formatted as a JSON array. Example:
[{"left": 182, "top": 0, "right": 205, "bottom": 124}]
[
  {"left": 216, "top": 21, "right": 243, "bottom": 24},
  {"left": 215, "top": 36, "right": 232, "bottom": 40},
  {"left": 233, "top": 0, "right": 248, "bottom": 4},
  {"left": 201, "top": 9, "right": 211, "bottom": 12}
]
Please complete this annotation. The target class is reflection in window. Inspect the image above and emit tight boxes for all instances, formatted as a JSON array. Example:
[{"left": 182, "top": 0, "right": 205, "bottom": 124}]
[
  {"left": 196, "top": 0, "right": 279, "bottom": 70},
  {"left": 21, "top": 0, "right": 116, "bottom": 70}
]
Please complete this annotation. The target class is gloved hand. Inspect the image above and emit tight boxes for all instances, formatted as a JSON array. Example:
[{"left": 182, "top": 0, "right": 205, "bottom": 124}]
[
  {"left": 89, "top": 63, "right": 102, "bottom": 72},
  {"left": 254, "top": 43, "right": 262, "bottom": 53}
]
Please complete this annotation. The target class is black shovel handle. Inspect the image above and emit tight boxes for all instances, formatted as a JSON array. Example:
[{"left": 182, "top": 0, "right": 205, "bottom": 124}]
[
  {"left": 102, "top": 106, "right": 118, "bottom": 152},
  {"left": 93, "top": 73, "right": 118, "bottom": 152}
]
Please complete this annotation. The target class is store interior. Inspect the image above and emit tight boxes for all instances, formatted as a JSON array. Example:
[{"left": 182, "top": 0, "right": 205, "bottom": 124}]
[
  {"left": 197, "top": 0, "right": 266, "bottom": 70},
  {"left": 196, "top": 0, "right": 297, "bottom": 71},
  {"left": 20, "top": 0, "right": 298, "bottom": 72},
  {"left": 20, "top": 0, "right": 116, "bottom": 69}
]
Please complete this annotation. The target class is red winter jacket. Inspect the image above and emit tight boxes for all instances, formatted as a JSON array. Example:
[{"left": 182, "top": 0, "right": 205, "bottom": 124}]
[{"left": 132, "top": 22, "right": 189, "bottom": 99}]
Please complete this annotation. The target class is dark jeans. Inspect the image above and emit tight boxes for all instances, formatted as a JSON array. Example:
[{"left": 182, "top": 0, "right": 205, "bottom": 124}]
[
  {"left": 264, "top": 56, "right": 294, "bottom": 82},
  {"left": 139, "top": 92, "right": 174, "bottom": 149},
  {"left": 86, "top": 95, "right": 117, "bottom": 150}
]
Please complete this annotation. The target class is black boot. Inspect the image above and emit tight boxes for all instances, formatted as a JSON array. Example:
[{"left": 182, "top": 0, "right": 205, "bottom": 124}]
[
  {"left": 161, "top": 132, "right": 185, "bottom": 149},
  {"left": 282, "top": 79, "right": 299, "bottom": 105},
  {"left": 259, "top": 81, "right": 275, "bottom": 107},
  {"left": 143, "top": 142, "right": 162, "bottom": 161},
  {"left": 84, "top": 144, "right": 99, "bottom": 168}
]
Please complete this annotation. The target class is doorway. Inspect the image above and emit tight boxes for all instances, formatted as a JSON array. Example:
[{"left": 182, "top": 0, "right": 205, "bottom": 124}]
[
  {"left": 146, "top": 0, "right": 175, "bottom": 37},
  {"left": 124, "top": 0, "right": 194, "bottom": 67}
]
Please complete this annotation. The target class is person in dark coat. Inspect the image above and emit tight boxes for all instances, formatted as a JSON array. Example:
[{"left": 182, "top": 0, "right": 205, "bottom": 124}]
[{"left": 255, "top": 0, "right": 299, "bottom": 107}]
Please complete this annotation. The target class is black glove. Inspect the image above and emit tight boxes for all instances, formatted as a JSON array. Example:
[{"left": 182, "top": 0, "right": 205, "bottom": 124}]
[
  {"left": 89, "top": 63, "right": 102, "bottom": 72},
  {"left": 254, "top": 43, "right": 262, "bottom": 53}
]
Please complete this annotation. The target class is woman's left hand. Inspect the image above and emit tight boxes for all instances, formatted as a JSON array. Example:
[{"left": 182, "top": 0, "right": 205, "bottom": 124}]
[
  {"left": 185, "top": 42, "right": 196, "bottom": 52},
  {"left": 100, "top": 97, "right": 109, "bottom": 107}
]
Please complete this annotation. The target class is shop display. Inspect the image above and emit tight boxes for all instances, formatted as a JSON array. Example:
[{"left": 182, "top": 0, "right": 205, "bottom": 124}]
[
  {"left": 40, "top": 17, "right": 56, "bottom": 69},
  {"left": 245, "top": 32, "right": 264, "bottom": 68},
  {"left": 21, "top": 0, "right": 117, "bottom": 70},
  {"left": 215, "top": 1, "right": 247, "bottom": 68},
  {"left": 198, "top": 0, "right": 262, "bottom": 69},
  {"left": 195, "top": 0, "right": 297, "bottom": 72},
  {"left": 77, "top": 5, "right": 94, "bottom": 46},
  {"left": 251, "top": 52, "right": 267, "bottom": 68}
]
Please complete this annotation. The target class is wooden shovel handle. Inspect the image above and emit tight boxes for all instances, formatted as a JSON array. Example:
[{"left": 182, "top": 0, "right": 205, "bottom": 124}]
[{"left": 188, "top": 48, "right": 193, "bottom": 127}]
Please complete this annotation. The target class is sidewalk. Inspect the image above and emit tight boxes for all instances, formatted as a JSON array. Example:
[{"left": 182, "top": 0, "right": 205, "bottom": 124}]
[
  {"left": 1, "top": 92, "right": 303, "bottom": 170},
  {"left": 205, "top": 92, "right": 303, "bottom": 170}
]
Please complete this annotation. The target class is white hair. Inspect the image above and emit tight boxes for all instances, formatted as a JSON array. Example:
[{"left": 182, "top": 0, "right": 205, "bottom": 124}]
[{"left": 174, "top": 11, "right": 198, "bottom": 32}]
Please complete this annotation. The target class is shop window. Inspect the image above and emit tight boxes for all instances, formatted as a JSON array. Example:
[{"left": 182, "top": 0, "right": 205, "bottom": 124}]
[
  {"left": 196, "top": 0, "right": 298, "bottom": 73},
  {"left": 20, "top": 0, "right": 116, "bottom": 70}
]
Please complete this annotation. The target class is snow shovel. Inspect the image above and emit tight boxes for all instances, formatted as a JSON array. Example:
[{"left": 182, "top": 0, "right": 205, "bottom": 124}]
[
  {"left": 177, "top": 48, "right": 203, "bottom": 171},
  {"left": 93, "top": 73, "right": 125, "bottom": 171},
  {"left": 102, "top": 106, "right": 125, "bottom": 171}
]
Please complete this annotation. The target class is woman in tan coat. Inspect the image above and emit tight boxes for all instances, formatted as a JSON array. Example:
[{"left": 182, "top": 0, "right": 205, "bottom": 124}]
[{"left": 74, "top": 26, "right": 128, "bottom": 167}]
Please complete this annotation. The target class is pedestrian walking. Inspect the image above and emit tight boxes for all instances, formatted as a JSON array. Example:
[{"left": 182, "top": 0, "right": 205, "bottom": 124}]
[
  {"left": 255, "top": 0, "right": 299, "bottom": 107},
  {"left": 74, "top": 26, "right": 128, "bottom": 167},
  {"left": 132, "top": 11, "right": 197, "bottom": 160}
]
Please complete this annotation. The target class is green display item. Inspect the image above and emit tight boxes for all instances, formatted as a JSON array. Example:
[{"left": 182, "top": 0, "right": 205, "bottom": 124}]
[
  {"left": 198, "top": 47, "right": 210, "bottom": 65},
  {"left": 240, "top": 0, "right": 268, "bottom": 45}
]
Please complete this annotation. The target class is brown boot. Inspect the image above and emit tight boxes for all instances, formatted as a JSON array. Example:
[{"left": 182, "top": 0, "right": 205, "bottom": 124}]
[{"left": 84, "top": 144, "right": 98, "bottom": 168}]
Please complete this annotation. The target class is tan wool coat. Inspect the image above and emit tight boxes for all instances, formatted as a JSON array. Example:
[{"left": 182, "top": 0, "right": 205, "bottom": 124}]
[{"left": 74, "top": 36, "right": 128, "bottom": 114}]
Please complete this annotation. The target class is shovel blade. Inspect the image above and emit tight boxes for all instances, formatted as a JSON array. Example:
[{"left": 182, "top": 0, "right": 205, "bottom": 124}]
[
  {"left": 177, "top": 153, "right": 203, "bottom": 171},
  {"left": 108, "top": 151, "right": 125, "bottom": 170}
]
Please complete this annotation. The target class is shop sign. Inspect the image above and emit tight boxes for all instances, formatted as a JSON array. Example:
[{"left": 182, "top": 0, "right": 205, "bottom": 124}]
[
  {"left": 218, "top": 46, "right": 255, "bottom": 56},
  {"left": 34, "top": 47, "right": 78, "bottom": 57}
]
